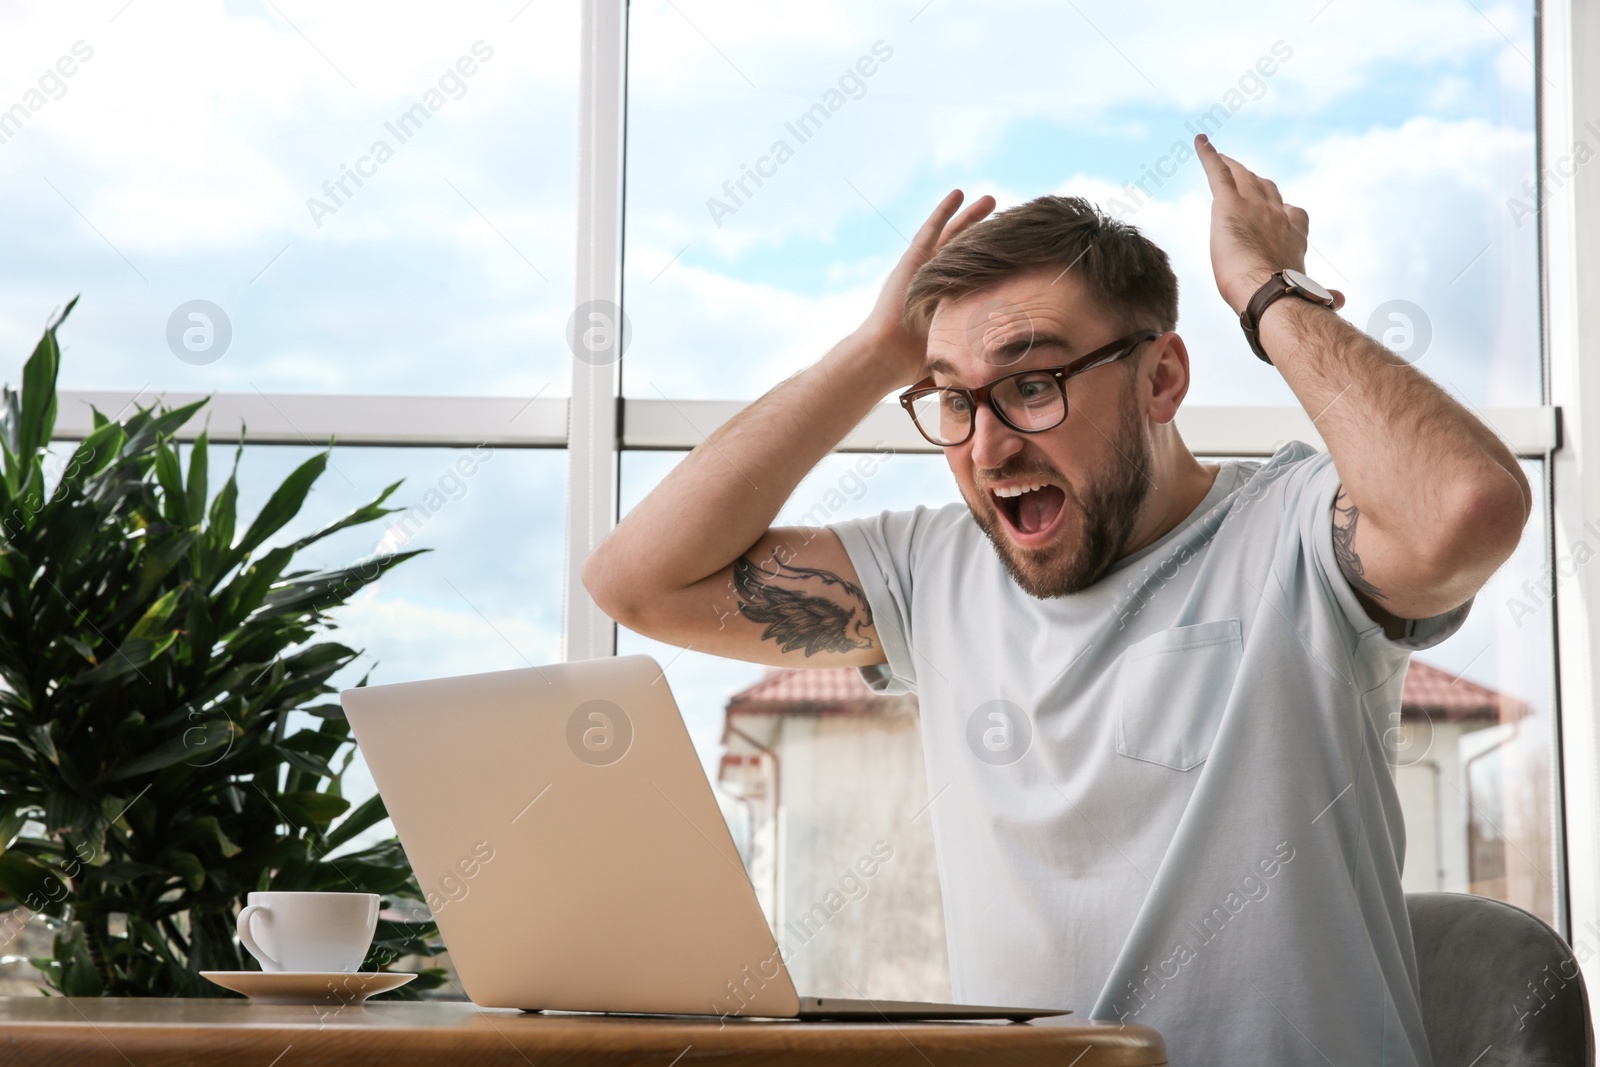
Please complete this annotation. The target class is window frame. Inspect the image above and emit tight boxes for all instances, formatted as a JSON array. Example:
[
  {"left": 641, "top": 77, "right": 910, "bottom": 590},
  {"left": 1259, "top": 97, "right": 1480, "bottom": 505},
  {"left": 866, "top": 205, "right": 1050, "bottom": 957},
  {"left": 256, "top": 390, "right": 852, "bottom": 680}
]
[
  {"left": 1540, "top": 0, "right": 1600, "bottom": 972},
  {"left": 36, "top": 0, "right": 1585, "bottom": 961},
  {"left": 567, "top": 0, "right": 1584, "bottom": 951}
]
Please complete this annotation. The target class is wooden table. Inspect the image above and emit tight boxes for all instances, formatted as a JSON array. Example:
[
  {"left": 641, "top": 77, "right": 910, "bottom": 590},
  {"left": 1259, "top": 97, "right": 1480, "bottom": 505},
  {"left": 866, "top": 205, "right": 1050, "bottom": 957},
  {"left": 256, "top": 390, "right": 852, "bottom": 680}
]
[{"left": 0, "top": 997, "right": 1167, "bottom": 1066}]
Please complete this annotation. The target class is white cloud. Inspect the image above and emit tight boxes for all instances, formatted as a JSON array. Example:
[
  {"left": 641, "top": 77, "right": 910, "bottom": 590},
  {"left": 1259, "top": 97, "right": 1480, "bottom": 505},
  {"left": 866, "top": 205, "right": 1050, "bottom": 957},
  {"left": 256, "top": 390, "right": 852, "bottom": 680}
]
[
  {"left": 334, "top": 596, "right": 561, "bottom": 683},
  {"left": 613, "top": 0, "right": 1538, "bottom": 406},
  {"left": 0, "top": 0, "right": 582, "bottom": 396},
  {"left": 625, "top": 257, "right": 889, "bottom": 398},
  {"left": 624, "top": 107, "right": 1538, "bottom": 408},
  {"left": 0, "top": 0, "right": 1547, "bottom": 717}
]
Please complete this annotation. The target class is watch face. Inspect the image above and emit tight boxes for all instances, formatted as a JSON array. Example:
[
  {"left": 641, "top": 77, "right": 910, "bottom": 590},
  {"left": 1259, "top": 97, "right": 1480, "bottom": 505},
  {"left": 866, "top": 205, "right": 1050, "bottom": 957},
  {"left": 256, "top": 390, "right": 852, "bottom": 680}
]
[{"left": 1282, "top": 268, "right": 1333, "bottom": 303}]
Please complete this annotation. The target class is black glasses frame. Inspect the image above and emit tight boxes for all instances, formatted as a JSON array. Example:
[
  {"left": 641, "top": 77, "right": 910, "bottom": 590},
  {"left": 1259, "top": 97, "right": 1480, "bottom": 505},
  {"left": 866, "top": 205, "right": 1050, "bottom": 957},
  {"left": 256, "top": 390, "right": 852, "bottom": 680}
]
[{"left": 898, "top": 330, "right": 1160, "bottom": 447}]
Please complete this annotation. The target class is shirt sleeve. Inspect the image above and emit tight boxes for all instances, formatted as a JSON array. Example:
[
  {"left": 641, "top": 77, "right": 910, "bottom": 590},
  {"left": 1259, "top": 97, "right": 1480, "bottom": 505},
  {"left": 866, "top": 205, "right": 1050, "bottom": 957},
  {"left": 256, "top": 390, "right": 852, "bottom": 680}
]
[
  {"left": 825, "top": 506, "right": 930, "bottom": 696},
  {"left": 1296, "top": 446, "right": 1474, "bottom": 653}
]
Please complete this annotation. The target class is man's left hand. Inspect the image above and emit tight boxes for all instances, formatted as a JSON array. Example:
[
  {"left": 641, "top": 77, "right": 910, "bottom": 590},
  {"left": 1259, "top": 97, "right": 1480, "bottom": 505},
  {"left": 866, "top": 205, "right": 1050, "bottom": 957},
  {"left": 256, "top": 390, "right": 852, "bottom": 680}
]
[{"left": 1194, "top": 134, "right": 1346, "bottom": 316}]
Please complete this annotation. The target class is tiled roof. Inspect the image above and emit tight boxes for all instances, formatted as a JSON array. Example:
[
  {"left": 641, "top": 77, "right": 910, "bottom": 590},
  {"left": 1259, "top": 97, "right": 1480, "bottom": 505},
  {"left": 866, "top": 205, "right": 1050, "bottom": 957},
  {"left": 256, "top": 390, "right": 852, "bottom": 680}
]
[
  {"left": 725, "top": 659, "right": 1524, "bottom": 723},
  {"left": 1402, "top": 658, "right": 1526, "bottom": 722},
  {"left": 725, "top": 663, "right": 897, "bottom": 720},
  {"left": 728, "top": 665, "right": 878, "bottom": 707}
]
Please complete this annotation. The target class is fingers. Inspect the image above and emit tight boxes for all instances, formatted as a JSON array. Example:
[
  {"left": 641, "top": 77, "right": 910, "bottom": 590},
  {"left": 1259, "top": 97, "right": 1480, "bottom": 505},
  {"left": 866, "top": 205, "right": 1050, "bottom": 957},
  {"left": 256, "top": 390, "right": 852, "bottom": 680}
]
[
  {"left": 1329, "top": 289, "right": 1345, "bottom": 312},
  {"left": 910, "top": 189, "right": 996, "bottom": 256},
  {"left": 1194, "top": 134, "right": 1238, "bottom": 198},
  {"left": 1202, "top": 138, "right": 1288, "bottom": 212},
  {"left": 939, "top": 194, "right": 997, "bottom": 248},
  {"left": 912, "top": 189, "right": 967, "bottom": 252},
  {"left": 1219, "top": 151, "right": 1277, "bottom": 204},
  {"left": 1206, "top": 136, "right": 1312, "bottom": 237}
]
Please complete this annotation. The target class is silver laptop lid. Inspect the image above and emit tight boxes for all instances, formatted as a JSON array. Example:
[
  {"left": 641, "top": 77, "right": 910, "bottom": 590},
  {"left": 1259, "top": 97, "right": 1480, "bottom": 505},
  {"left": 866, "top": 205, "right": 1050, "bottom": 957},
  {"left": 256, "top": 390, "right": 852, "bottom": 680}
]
[{"left": 342, "top": 654, "right": 801, "bottom": 1016}]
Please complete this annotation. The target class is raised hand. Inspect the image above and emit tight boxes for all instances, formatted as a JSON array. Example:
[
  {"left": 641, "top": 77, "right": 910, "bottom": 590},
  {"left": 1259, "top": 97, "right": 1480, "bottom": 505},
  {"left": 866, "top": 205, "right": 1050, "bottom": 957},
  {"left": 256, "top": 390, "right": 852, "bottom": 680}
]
[
  {"left": 854, "top": 188, "right": 997, "bottom": 389},
  {"left": 1194, "top": 134, "right": 1344, "bottom": 315}
]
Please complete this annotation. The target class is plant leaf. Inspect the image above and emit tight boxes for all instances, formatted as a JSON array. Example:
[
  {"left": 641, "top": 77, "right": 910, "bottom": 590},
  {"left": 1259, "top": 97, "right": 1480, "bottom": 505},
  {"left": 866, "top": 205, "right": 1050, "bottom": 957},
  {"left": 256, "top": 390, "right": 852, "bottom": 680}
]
[
  {"left": 325, "top": 793, "right": 387, "bottom": 851},
  {"left": 102, "top": 720, "right": 238, "bottom": 781},
  {"left": 185, "top": 432, "right": 208, "bottom": 528},
  {"left": 289, "top": 479, "right": 405, "bottom": 551},
  {"left": 0, "top": 851, "right": 59, "bottom": 909},
  {"left": 54, "top": 421, "right": 124, "bottom": 496},
  {"left": 72, "top": 631, "right": 178, "bottom": 687},
  {"left": 235, "top": 452, "right": 328, "bottom": 555},
  {"left": 278, "top": 790, "right": 350, "bottom": 827},
  {"left": 298, "top": 703, "right": 347, "bottom": 720},
  {"left": 162, "top": 849, "right": 205, "bottom": 891},
  {"left": 15, "top": 297, "right": 72, "bottom": 462},
  {"left": 276, "top": 747, "right": 334, "bottom": 778},
  {"left": 127, "top": 587, "right": 182, "bottom": 640},
  {"left": 154, "top": 440, "right": 185, "bottom": 527}
]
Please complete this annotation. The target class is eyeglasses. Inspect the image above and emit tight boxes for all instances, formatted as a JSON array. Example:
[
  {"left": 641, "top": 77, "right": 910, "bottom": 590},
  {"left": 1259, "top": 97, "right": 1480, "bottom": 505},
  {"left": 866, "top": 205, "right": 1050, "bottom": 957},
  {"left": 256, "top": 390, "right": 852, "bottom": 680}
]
[{"left": 898, "top": 330, "right": 1160, "bottom": 447}]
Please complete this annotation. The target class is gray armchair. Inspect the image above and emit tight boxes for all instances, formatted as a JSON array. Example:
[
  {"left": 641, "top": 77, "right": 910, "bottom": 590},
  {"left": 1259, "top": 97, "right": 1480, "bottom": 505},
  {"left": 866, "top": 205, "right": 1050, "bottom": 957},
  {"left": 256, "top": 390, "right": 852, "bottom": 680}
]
[{"left": 1408, "top": 892, "right": 1594, "bottom": 1065}]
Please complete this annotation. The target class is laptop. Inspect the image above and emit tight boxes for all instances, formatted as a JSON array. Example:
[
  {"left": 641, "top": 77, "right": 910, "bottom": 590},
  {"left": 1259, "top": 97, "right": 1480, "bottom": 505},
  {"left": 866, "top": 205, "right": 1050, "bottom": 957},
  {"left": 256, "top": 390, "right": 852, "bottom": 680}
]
[{"left": 341, "top": 654, "right": 1069, "bottom": 1022}]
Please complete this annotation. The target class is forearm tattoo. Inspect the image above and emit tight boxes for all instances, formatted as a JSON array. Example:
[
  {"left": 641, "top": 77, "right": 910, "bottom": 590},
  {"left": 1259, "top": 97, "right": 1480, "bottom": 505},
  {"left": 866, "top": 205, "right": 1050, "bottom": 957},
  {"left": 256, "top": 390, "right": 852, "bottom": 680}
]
[
  {"left": 1332, "top": 489, "right": 1386, "bottom": 600},
  {"left": 730, "top": 550, "right": 876, "bottom": 656}
]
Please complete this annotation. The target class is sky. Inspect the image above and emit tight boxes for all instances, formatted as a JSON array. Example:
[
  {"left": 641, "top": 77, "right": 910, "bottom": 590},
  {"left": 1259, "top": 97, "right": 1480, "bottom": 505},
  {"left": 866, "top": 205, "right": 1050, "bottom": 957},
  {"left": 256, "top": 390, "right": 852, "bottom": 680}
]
[
  {"left": 619, "top": 0, "right": 1541, "bottom": 407},
  {"left": 0, "top": 0, "right": 1556, "bottom": 865}
]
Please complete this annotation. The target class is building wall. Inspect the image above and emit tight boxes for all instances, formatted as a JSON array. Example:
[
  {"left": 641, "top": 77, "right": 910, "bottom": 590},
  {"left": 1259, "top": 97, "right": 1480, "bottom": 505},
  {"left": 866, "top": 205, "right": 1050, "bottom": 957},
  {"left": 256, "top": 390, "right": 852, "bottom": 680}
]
[
  {"left": 763, "top": 706, "right": 951, "bottom": 1001},
  {"left": 1391, "top": 719, "right": 1497, "bottom": 894}
]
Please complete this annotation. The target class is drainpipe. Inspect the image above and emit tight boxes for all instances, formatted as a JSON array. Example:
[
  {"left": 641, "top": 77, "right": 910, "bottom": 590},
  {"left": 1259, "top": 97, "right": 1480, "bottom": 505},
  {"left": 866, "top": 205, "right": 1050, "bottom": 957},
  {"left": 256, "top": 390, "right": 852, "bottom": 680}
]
[{"left": 727, "top": 722, "right": 781, "bottom": 922}]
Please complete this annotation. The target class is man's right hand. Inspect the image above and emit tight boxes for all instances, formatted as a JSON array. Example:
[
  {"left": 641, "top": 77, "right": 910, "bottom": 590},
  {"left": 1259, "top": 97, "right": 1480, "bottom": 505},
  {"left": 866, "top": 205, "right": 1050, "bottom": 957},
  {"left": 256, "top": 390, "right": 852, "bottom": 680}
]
[
  {"left": 583, "top": 190, "right": 994, "bottom": 671},
  {"left": 851, "top": 189, "right": 996, "bottom": 390}
]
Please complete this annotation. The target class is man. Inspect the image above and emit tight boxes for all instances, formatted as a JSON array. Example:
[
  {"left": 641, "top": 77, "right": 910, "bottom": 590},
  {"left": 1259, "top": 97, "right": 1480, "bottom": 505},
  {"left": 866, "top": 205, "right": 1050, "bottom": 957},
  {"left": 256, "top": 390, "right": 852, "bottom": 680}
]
[{"left": 582, "top": 134, "right": 1530, "bottom": 1065}]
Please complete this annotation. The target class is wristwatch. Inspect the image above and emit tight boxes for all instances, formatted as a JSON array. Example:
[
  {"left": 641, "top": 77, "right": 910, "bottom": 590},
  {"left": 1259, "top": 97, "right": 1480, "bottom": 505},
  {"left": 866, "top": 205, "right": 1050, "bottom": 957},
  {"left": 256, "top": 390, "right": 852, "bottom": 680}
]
[{"left": 1239, "top": 268, "right": 1337, "bottom": 365}]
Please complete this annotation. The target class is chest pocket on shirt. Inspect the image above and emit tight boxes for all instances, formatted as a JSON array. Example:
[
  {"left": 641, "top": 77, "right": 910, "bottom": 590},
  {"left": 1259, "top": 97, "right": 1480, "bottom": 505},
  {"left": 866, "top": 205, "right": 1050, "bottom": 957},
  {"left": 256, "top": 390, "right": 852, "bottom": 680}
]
[{"left": 1116, "top": 618, "right": 1242, "bottom": 771}]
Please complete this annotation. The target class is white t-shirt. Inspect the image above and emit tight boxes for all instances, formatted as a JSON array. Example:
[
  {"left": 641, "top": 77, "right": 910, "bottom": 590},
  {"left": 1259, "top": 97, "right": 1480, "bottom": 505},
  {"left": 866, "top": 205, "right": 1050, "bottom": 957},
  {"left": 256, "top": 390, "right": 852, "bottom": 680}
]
[{"left": 827, "top": 440, "right": 1470, "bottom": 1067}]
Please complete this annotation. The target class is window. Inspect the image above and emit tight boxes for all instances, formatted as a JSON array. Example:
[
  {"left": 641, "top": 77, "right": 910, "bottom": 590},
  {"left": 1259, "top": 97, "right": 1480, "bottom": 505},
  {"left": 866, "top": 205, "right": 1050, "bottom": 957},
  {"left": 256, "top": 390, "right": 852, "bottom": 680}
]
[
  {"left": 218, "top": 443, "right": 569, "bottom": 856},
  {"left": 618, "top": 449, "right": 963, "bottom": 996},
  {"left": 0, "top": 3, "right": 577, "bottom": 397},
  {"left": 610, "top": 0, "right": 1564, "bottom": 993},
  {"left": 621, "top": 0, "right": 1538, "bottom": 409},
  {"left": 2, "top": 0, "right": 1591, "bottom": 1003},
  {"left": 1385, "top": 460, "right": 1559, "bottom": 924},
  {"left": 0, "top": 1, "right": 575, "bottom": 994}
]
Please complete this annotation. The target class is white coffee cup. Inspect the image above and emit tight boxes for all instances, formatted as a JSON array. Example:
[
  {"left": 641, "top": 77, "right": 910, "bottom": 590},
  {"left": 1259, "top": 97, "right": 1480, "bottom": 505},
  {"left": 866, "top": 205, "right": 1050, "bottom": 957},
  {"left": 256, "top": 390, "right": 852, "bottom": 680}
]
[{"left": 236, "top": 891, "right": 380, "bottom": 973}]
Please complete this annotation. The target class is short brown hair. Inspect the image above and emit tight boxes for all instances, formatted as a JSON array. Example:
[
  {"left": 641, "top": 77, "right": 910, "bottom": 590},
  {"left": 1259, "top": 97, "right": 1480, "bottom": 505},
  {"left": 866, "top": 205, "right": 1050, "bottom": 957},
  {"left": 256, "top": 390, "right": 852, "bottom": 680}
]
[{"left": 902, "top": 195, "right": 1179, "bottom": 345}]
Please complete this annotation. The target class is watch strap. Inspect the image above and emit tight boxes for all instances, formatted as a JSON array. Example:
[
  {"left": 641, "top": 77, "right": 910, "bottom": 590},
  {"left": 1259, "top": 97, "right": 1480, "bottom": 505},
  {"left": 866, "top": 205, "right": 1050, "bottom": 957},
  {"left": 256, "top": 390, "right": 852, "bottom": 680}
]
[
  {"left": 1238, "top": 270, "right": 1336, "bottom": 365},
  {"left": 1239, "top": 273, "right": 1291, "bottom": 364}
]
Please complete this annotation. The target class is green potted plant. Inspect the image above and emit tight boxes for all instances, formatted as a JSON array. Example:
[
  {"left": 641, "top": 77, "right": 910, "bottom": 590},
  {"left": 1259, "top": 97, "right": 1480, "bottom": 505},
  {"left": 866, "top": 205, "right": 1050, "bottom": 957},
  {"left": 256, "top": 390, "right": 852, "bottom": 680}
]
[{"left": 0, "top": 299, "right": 448, "bottom": 997}]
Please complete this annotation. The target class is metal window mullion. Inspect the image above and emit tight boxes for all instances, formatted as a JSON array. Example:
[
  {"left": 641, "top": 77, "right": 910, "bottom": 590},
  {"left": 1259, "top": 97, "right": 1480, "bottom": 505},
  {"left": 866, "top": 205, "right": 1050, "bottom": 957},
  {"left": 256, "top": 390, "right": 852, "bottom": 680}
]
[
  {"left": 563, "top": 0, "right": 627, "bottom": 664},
  {"left": 617, "top": 399, "right": 1558, "bottom": 458},
  {"left": 1544, "top": 0, "right": 1599, "bottom": 960},
  {"left": 40, "top": 392, "right": 1555, "bottom": 457},
  {"left": 48, "top": 391, "right": 568, "bottom": 447}
]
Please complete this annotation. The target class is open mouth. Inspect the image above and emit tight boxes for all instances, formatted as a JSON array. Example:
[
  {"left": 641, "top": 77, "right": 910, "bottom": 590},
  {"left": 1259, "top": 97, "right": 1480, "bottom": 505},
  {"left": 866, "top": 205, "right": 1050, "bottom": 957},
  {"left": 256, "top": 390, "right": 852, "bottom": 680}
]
[{"left": 990, "top": 481, "right": 1068, "bottom": 545}]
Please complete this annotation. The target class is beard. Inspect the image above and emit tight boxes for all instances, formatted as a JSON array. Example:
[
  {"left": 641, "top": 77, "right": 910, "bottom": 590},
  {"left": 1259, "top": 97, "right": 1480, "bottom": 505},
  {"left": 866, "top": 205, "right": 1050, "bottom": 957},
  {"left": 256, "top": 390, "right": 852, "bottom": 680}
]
[{"left": 964, "top": 386, "right": 1153, "bottom": 599}]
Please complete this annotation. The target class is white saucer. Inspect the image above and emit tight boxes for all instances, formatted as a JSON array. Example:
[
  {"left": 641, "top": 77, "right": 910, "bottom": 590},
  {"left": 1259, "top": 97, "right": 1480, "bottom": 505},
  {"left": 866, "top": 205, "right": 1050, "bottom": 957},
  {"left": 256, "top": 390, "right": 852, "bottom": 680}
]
[{"left": 200, "top": 970, "right": 416, "bottom": 1005}]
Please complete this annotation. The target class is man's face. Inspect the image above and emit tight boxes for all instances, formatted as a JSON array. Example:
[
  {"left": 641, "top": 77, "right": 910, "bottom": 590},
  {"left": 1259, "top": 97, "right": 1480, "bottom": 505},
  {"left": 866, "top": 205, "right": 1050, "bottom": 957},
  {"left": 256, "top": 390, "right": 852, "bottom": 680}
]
[{"left": 923, "top": 269, "right": 1155, "bottom": 599}]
